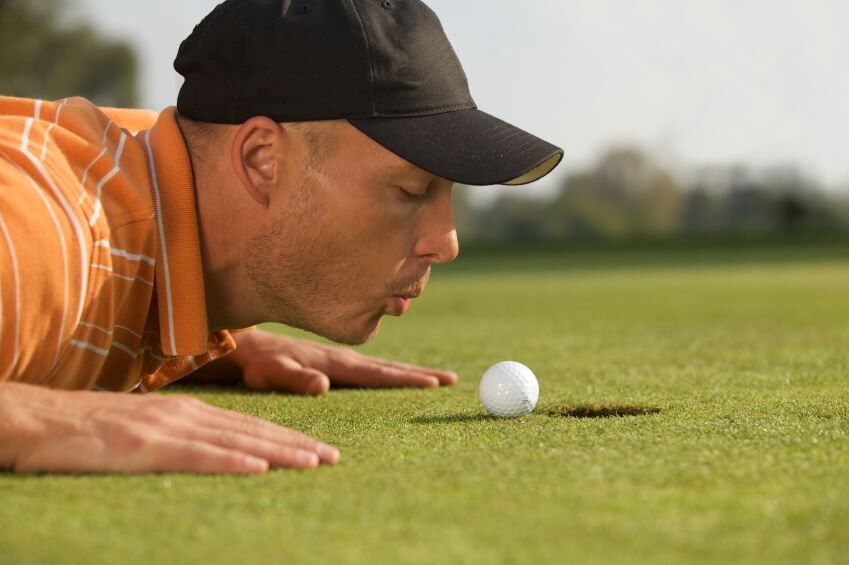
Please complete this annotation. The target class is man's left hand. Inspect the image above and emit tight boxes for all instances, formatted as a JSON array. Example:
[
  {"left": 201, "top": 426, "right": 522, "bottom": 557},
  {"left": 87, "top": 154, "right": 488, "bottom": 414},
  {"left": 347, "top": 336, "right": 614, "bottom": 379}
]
[{"left": 223, "top": 330, "right": 458, "bottom": 395}]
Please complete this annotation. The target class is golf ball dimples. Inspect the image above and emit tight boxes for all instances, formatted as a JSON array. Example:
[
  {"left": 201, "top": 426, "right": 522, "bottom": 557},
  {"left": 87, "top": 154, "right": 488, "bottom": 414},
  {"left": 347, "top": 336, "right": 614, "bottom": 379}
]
[{"left": 479, "top": 361, "right": 539, "bottom": 418}]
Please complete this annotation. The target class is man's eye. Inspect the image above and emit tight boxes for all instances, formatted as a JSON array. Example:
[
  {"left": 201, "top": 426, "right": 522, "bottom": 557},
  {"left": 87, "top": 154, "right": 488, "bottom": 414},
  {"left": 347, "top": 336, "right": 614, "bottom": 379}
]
[{"left": 396, "top": 186, "right": 426, "bottom": 202}]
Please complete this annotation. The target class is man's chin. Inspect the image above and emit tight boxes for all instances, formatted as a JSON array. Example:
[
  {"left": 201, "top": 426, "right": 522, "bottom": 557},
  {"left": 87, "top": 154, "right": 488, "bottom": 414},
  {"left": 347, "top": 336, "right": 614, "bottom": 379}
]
[{"left": 304, "top": 315, "right": 383, "bottom": 346}]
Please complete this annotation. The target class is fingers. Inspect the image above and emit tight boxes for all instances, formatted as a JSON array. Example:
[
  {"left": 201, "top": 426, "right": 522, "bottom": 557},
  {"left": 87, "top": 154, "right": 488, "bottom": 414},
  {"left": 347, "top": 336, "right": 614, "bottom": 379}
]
[
  {"left": 243, "top": 358, "right": 330, "bottom": 396},
  {"left": 330, "top": 359, "right": 442, "bottom": 388},
  {"left": 169, "top": 425, "right": 321, "bottom": 470},
  {"left": 370, "top": 358, "right": 459, "bottom": 386},
  {"left": 14, "top": 429, "right": 273, "bottom": 475},
  {"left": 328, "top": 349, "right": 459, "bottom": 388},
  {"left": 4, "top": 386, "right": 340, "bottom": 476},
  {"left": 234, "top": 333, "right": 458, "bottom": 393},
  {"left": 142, "top": 437, "right": 271, "bottom": 474},
  {"left": 186, "top": 399, "right": 340, "bottom": 466}
]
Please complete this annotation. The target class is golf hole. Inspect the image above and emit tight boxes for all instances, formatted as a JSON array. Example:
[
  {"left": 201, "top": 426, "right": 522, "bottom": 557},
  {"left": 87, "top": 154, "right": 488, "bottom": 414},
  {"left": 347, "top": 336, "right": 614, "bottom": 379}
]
[{"left": 546, "top": 404, "right": 662, "bottom": 418}]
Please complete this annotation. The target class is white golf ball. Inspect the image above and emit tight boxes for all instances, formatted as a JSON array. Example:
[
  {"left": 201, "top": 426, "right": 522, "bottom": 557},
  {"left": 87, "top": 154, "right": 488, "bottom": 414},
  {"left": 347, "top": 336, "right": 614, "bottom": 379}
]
[{"left": 479, "top": 361, "right": 539, "bottom": 418}]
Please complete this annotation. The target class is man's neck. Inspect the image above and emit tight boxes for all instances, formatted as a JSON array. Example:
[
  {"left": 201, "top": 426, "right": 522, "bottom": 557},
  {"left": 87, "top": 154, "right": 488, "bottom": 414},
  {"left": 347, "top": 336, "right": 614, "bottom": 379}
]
[{"left": 177, "top": 116, "right": 256, "bottom": 331}]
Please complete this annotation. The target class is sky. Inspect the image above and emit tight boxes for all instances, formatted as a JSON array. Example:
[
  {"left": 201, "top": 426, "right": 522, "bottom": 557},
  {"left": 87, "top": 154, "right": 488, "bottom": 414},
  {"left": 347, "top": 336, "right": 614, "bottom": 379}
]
[{"left": 75, "top": 0, "right": 849, "bottom": 199}]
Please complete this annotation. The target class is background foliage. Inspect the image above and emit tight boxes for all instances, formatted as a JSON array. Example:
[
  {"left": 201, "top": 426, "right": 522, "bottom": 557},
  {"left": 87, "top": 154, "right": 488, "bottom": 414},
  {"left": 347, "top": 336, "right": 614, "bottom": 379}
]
[
  {"left": 0, "top": 0, "right": 138, "bottom": 107},
  {"left": 455, "top": 148, "right": 848, "bottom": 244}
]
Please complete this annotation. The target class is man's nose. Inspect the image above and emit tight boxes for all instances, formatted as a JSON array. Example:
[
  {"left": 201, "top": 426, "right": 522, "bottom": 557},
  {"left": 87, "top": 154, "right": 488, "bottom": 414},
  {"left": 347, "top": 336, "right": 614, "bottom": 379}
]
[{"left": 414, "top": 185, "right": 460, "bottom": 265}]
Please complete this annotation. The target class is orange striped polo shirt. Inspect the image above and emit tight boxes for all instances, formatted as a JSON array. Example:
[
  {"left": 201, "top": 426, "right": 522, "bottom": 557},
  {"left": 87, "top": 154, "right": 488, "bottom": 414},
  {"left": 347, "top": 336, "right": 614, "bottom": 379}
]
[{"left": 0, "top": 95, "right": 237, "bottom": 392}]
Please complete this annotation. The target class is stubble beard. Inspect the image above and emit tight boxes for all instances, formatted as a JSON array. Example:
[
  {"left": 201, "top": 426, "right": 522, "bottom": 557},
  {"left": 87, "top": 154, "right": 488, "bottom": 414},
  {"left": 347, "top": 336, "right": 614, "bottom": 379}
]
[{"left": 243, "top": 179, "right": 381, "bottom": 346}]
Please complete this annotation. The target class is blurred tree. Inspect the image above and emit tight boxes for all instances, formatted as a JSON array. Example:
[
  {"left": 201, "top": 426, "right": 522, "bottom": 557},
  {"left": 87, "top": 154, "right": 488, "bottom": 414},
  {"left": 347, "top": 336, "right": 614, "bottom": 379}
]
[
  {"left": 451, "top": 151, "right": 845, "bottom": 245},
  {"left": 721, "top": 174, "right": 777, "bottom": 234},
  {"left": 552, "top": 147, "right": 683, "bottom": 240},
  {"left": 452, "top": 185, "right": 482, "bottom": 241},
  {"left": 0, "top": 0, "right": 139, "bottom": 106},
  {"left": 680, "top": 188, "right": 722, "bottom": 234},
  {"left": 836, "top": 196, "right": 849, "bottom": 231},
  {"left": 760, "top": 166, "right": 836, "bottom": 233},
  {"left": 684, "top": 165, "right": 839, "bottom": 236},
  {"left": 479, "top": 194, "right": 551, "bottom": 242}
]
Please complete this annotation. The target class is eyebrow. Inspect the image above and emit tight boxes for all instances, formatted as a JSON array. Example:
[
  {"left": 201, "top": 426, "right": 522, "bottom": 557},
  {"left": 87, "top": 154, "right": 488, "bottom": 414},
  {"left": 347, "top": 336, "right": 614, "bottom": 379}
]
[{"left": 387, "top": 159, "right": 433, "bottom": 182}]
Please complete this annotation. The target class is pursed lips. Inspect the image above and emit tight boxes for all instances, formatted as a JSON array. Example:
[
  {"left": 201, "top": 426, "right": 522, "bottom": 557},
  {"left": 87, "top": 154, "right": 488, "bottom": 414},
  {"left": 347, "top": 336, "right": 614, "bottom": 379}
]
[
  {"left": 392, "top": 278, "right": 426, "bottom": 300},
  {"left": 387, "top": 269, "right": 430, "bottom": 308},
  {"left": 386, "top": 276, "right": 428, "bottom": 315},
  {"left": 395, "top": 289, "right": 422, "bottom": 299}
]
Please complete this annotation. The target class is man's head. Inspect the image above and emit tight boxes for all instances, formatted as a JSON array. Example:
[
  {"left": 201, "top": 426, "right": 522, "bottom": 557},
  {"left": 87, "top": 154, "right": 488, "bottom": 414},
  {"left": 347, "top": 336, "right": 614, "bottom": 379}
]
[
  {"left": 180, "top": 114, "right": 457, "bottom": 345},
  {"left": 175, "top": 0, "right": 563, "bottom": 344}
]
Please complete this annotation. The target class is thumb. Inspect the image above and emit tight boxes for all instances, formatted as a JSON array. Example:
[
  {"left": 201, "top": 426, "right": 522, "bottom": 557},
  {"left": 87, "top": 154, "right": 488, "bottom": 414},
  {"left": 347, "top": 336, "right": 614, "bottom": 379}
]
[{"left": 243, "top": 358, "right": 330, "bottom": 396}]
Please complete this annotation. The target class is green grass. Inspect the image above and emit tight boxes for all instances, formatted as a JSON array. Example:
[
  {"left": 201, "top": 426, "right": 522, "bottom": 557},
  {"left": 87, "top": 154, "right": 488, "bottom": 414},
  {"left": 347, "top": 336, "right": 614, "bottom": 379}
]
[{"left": 3, "top": 247, "right": 849, "bottom": 564}]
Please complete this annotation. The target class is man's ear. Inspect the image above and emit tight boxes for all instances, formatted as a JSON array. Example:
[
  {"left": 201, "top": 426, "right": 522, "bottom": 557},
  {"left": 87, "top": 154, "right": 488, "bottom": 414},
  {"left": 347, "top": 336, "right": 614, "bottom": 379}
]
[{"left": 231, "top": 116, "right": 284, "bottom": 207}]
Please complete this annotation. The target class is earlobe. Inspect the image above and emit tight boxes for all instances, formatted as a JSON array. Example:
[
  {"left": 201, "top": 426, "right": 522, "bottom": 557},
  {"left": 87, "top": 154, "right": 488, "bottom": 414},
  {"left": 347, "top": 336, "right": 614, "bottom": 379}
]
[{"left": 231, "top": 117, "right": 282, "bottom": 207}]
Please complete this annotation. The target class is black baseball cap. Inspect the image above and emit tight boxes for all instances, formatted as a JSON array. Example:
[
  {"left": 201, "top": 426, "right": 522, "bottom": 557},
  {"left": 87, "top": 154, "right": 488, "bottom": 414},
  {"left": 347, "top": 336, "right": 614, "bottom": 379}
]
[{"left": 175, "top": 0, "right": 563, "bottom": 186}]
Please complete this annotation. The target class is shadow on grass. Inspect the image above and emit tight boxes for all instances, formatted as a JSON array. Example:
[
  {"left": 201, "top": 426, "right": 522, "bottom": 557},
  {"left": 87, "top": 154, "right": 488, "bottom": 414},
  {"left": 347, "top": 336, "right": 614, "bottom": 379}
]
[
  {"left": 409, "top": 413, "right": 491, "bottom": 424},
  {"left": 545, "top": 404, "right": 662, "bottom": 418},
  {"left": 410, "top": 404, "right": 664, "bottom": 424},
  {"left": 168, "top": 383, "right": 381, "bottom": 396}
]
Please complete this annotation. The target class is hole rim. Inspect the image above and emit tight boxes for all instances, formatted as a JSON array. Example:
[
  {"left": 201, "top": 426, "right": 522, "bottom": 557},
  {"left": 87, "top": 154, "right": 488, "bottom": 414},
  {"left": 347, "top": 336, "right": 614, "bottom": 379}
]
[{"left": 545, "top": 404, "right": 663, "bottom": 419}]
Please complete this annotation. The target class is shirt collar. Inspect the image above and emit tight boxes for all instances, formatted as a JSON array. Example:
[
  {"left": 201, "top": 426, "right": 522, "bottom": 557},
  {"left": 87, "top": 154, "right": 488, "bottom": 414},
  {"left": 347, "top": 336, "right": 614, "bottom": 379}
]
[{"left": 143, "top": 107, "right": 211, "bottom": 356}]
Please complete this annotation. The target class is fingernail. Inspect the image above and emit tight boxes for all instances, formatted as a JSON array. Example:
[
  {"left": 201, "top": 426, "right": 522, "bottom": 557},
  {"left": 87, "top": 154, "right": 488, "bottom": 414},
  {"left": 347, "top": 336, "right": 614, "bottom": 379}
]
[
  {"left": 317, "top": 444, "right": 341, "bottom": 465},
  {"left": 426, "top": 377, "right": 440, "bottom": 387},
  {"left": 245, "top": 456, "right": 269, "bottom": 473},
  {"left": 297, "top": 450, "right": 320, "bottom": 467},
  {"left": 307, "top": 375, "right": 330, "bottom": 396}
]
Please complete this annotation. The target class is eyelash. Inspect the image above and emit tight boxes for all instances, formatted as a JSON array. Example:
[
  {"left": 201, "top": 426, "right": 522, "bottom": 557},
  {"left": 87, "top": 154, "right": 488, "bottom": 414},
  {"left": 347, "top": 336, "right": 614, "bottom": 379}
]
[{"left": 397, "top": 186, "right": 426, "bottom": 202}]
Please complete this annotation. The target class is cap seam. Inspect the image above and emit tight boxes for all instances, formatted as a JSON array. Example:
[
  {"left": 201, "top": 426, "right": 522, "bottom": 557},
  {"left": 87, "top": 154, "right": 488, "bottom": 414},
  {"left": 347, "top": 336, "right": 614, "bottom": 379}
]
[
  {"left": 348, "top": 102, "right": 477, "bottom": 119},
  {"left": 233, "top": 3, "right": 253, "bottom": 123},
  {"left": 347, "top": 0, "right": 376, "bottom": 116}
]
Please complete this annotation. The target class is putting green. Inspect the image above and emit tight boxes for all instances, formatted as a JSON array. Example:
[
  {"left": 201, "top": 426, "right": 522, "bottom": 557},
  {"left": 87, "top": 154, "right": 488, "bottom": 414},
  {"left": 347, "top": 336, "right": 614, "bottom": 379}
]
[{"left": 3, "top": 248, "right": 849, "bottom": 564}]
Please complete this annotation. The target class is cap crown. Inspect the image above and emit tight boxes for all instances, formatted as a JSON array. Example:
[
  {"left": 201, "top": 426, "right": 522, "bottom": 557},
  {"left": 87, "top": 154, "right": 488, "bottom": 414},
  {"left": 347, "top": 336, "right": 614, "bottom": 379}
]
[{"left": 175, "top": 0, "right": 476, "bottom": 123}]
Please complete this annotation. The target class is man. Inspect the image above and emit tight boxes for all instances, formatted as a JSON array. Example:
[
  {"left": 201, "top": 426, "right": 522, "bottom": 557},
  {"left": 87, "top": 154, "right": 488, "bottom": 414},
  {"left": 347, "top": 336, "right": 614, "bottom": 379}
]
[{"left": 0, "top": 0, "right": 562, "bottom": 474}]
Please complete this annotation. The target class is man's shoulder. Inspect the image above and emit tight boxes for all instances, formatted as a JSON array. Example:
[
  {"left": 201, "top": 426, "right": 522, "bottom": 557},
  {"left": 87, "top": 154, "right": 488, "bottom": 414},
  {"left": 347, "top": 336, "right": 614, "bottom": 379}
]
[
  {"left": 0, "top": 95, "right": 159, "bottom": 140},
  {"left": 99, "top": 106, "right": 159, "bottom": 136}
]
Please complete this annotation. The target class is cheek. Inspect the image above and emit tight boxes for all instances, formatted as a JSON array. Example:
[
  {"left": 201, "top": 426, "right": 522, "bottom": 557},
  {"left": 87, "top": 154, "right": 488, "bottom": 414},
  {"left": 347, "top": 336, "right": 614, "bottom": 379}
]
[{"left": 327, "top": 192, "right": 417, "bottom": 271}]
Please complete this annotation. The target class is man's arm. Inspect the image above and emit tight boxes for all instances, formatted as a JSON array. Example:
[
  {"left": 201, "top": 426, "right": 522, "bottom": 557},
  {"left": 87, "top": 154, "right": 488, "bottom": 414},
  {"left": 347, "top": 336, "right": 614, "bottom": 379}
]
[
  {"left": 0, "top": 381, "right": 339, "bottom": 473},
  {"left": 183, "top": 328, "right": 459, "bottom": 395}
]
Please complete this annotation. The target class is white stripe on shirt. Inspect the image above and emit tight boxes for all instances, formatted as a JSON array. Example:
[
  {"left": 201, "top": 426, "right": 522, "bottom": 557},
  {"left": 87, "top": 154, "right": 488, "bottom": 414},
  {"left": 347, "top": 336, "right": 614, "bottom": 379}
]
[
  {"left": 91, "top": 263, "right": 153, "bottom": 286},
  {"left": 97, "top": 240, "right": 156, "bottom": 266},
  {"left": 111, "top": 340, "right": 138, "bottom": 358},
  {"left": 112, "top": 272, "right": 154, "bottom": 286},
  {"left": 100, "top": 119, "right": 113, "bottom": 144},
  {"left": 79, "top": 321, "right": 112, "bottom": 335},
  {"left": 80, "top": 146, "right": 107, "bottom": 189},
  {"left": 115, "top": 324, "right": 142, "bottom": 339},
  {"left": 110, "top": 247, "right": 155, "bottom": 266},
  {"left": 89, "top": 132, "right": 127, "bottom": 227},
  {"left": 0, "top": 210, "right": 21, "bottom": 374},
  {"left": 143, "top": 129, "right": 178, "bottom": 355},
  {"left": 39, "top": 98, "right": 67, "bottom": 162},
  {"left": 69, "top": 339, "right": 109, "bottom": 356}
]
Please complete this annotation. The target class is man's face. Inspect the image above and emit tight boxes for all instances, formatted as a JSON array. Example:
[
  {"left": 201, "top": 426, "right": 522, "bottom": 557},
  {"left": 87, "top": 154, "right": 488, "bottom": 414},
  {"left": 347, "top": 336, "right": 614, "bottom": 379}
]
[{"left": 244, "top": 122, "right": 459, "bottom": 345}]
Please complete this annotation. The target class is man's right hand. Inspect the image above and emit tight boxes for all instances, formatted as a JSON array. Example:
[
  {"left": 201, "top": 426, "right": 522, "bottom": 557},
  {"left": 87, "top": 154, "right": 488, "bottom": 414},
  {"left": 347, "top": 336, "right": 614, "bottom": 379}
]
[{"left": 0, "top": 382, "right": 340, "bottom": 474}]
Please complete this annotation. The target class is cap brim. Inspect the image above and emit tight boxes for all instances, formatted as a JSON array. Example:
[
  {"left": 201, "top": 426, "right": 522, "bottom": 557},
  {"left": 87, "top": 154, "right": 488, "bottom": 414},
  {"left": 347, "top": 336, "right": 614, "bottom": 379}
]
[{"left": 348, "top": 109, "right": 563, "bottom": 186}]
